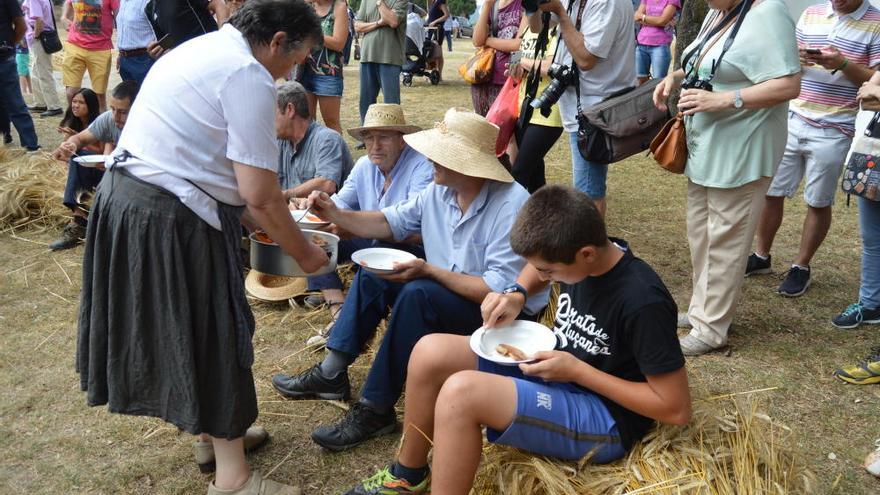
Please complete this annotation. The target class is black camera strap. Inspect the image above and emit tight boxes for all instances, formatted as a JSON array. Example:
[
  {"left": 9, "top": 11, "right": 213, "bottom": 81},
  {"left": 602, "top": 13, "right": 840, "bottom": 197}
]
[
  {"left": 519, "top": 13, "right": 556, "bottom": 129},
  {"left": 682, "top": 0, "right": 753, "bottom": 82},
  {"left": 568, "top": 0, "right": 589, "bottom": 117}
]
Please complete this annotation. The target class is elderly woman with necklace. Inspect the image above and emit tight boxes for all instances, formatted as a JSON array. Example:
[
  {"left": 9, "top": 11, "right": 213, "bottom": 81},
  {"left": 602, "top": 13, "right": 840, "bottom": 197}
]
[
  {"left": 653, "top": 0, "right": 801, "bottom": 357},
  {"left": 75, "top": 2, "right": 326, "bottom": 494}
]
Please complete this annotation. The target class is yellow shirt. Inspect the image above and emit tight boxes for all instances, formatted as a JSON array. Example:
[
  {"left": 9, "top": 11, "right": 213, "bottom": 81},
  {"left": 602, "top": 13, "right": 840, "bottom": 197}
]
[{"left": 517, "top": 28, "right": 562, "bottom": 128}]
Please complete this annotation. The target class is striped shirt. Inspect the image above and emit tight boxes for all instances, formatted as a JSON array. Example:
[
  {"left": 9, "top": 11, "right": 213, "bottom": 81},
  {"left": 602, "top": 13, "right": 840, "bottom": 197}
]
[
  {"left": 117, "top": 0, "right": 155, "bottom": 50},
  {"left": 792, "top": 1, "right": 880, "bottom": 136}
]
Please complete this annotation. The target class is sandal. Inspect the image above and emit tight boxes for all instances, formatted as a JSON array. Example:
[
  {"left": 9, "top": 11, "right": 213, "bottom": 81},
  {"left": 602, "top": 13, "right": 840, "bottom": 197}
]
[{"left": 306, "top": 301, "right": 343, "bottom": 347}]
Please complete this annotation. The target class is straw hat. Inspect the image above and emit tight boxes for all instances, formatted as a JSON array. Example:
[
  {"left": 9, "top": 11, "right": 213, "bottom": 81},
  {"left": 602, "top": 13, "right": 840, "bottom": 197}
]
[
  {"left": 403, "top": 108, "right": 513, "bottom": 183},
  {"left": 348, "top": 104, "right": 422, "bottom": 141},
  {"left": 245, "top": 270, "right": 308, "bottom": 302}
]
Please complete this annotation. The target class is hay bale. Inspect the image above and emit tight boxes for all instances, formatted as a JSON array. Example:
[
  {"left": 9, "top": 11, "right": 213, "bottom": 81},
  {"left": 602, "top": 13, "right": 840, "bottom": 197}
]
[
  {"left": 0, "top": 150, "right": 70, "bottom": 230},
  {"left": 472, "top": 395, "right": 817, "bottom": 494}
]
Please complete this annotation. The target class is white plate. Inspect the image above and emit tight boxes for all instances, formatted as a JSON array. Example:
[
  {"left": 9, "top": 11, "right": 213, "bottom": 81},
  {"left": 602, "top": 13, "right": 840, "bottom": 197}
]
[
  {"left": 469, "top": 320, "right": 557, "bottom": 366},
  {"left": 290, "top": 209, "right": 330, "bottom": 228},
  {"left": 351, "top": 247, "right": 418, "bottom": 274},
  {"left": 72, "top": 155, "right": 108, "bottom": 168}
]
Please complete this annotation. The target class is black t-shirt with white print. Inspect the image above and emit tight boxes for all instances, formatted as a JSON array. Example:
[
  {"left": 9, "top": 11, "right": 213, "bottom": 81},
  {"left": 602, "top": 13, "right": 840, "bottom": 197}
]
[{"left": 552, "top": 238, "right": 685, "bottom": 449}]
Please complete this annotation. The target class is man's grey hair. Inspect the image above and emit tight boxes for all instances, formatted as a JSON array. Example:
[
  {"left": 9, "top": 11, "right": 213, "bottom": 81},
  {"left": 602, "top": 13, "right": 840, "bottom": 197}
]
[{"left": 276, "top": 81, "right": 310, "bottom": 118}]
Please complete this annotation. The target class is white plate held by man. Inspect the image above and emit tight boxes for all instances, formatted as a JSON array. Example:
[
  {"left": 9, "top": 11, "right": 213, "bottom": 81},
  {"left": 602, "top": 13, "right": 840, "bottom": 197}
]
[
  {"left": 351, "top": 247, "right": 418, "bottom": 274},
  {"left": 470, "top": 320, "right": 557, "bottom": 366},
  {"left": 72, "top": 155, "right": 108, "bottom": 168},
  {"left": 290, "top": 209, "right": 330, "bottom": 228}
]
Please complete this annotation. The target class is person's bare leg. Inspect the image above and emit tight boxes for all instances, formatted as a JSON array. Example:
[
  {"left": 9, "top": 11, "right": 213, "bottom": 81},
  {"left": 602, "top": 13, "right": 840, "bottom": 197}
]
[
  {"left": 212, "top": 436, "right": 250, "bottom": 490},
  {"left": 594, "top": 197, "right": 607, "bottom": 218},
  {"left": 96, "top": 93, "right": 106, "bottom": 113},
  {"left": 306, "top": 92, "right": 318, "bottom": 121},
  {"left": 755, "top": 196, "right": 784, "bottom": 257},
  {"left": 317, "top": 95, "right": 342, "bottom": 134},
  {"left": 430, "top": 371, "right": 517, "bottom": 495},
  {"left": 397, "top": 334, "right": 478, "bottom": 469},
  {"left": 794, "top": 205, "right": 832, "bottom": 267},
  {"left": 437, "top": 53, "right": 444, "bottom": 81},
  {"left": 65, "top": 86, "right": 80, "bottom": 105}
]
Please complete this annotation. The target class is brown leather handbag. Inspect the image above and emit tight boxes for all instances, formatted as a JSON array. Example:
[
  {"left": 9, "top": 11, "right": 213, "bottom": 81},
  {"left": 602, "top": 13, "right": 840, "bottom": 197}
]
[{"left": 649, "top": 113, "right": 687, "bottom": 173}]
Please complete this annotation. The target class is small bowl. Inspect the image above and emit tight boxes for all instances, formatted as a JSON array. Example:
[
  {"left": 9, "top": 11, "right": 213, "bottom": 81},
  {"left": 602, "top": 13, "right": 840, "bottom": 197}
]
[
  {"left": 73, "top": 155, "right": 108, "bottom": 168},
  {"left": 469, "top": 320, "right": 557, "bottom": 366},
  {"left": 249, "top": 229, "right": 339, "bottom": 277},
  {"left": 290, "top": 209, "right": 330, "bottom": 228},
  {"left": 351, "top": 247, "right": 418, "bottom": 274}
]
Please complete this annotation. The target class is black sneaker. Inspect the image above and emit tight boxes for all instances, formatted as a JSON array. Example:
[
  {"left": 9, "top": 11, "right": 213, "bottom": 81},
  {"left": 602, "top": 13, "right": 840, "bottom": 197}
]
[
  {"left": 778, "top": 266, "right": 811, "bottom": 297},
  {"left": 831, "top": 303, "right": 880, "bottom": 329},
  {"left": 745, "top": 253, "right": 772, "bottom": 276},
  {"left": 271, "top": 364, "right": 351, "bottom": 400},
  {"left": 40, "top": 108, "right": 63, "bottom": 118},
  {"left": 49, "top": 222, "right": 86, "bottom": 251},
  {"left": 311, "top": 402, "right": 397, "bottom": 451},
  {"left": 27, "top": 104, "right": 47, "bottom": 112}
]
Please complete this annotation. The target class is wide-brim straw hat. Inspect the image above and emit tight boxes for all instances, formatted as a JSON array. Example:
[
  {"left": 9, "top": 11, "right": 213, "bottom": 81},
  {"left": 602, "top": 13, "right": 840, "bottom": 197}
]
[
  {"left": 403, "top": 108, "right": 513, "bottom": 183},
  {"left": 348, "top": 104, "right": 422, "bottom": 141},
  {"left": 245, "top": 270, "right": 308, "bottom": 302}
]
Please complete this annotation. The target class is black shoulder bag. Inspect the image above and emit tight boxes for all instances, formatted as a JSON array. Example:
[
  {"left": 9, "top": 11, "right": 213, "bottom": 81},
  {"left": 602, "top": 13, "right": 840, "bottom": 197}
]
[{"left": 39, "top": 6, "right": 63, "bottom": 54}]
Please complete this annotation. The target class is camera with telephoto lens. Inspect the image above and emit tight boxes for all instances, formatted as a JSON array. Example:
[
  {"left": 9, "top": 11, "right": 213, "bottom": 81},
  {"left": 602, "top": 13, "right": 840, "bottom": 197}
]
[
  {"left": 522, "top": 0, "right": 550, "bottom": 14},
  {"left": 680, "top": 76, "right": 713, "bottom": 92},
  {"left": 530, "top": 63, "right": 577, "bottom": 115}
]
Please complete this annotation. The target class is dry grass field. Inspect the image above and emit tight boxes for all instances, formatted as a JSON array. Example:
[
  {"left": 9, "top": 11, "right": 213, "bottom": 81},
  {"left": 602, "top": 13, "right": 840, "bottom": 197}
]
[{"left": 1, "top": 36, "right": 879, "bottom": 494}]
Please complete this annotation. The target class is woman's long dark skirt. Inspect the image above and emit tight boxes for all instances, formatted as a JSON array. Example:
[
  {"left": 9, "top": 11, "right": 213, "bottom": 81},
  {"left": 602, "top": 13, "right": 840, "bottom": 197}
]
[{"left": 76, "top": 170, "right": 257, "bottom": 439}]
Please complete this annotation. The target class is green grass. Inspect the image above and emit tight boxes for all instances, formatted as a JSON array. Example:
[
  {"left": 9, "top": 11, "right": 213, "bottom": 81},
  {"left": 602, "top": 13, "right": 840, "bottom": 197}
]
[{"left": 1, "top": 37, "right": 879, "bottom": 494}]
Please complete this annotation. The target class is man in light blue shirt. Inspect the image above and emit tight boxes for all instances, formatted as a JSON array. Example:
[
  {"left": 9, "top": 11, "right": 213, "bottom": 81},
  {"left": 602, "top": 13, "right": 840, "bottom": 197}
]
[
  {"left": 116, "top": 0, "right": 156, "bottom": 86},
  {"left": 302, "top": 103, "right": 433, "bottom": 344},
  {"left": 272, "top": 108, "right": 550, "bottom": 452}
]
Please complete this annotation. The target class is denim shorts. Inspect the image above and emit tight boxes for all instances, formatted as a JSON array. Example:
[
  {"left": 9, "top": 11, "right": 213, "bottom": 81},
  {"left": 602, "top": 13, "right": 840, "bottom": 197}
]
[
  {"left": 478, "top": 357, "right": 626, "bottom": 463},
  {"left": 635, "top": 44, "right": 671, "bottom": 79},
  {"left": 301, "top": 70, "right": 344, "bottom": 97},
  {"left": 768, "top": 113, "right": 853, "bottom": 207}
]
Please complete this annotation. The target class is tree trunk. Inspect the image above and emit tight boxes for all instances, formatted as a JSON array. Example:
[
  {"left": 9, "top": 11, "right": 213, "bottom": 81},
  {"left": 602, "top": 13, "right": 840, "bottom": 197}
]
[{"left": 675, "top": 0, "right": 710, "bottom": 69}]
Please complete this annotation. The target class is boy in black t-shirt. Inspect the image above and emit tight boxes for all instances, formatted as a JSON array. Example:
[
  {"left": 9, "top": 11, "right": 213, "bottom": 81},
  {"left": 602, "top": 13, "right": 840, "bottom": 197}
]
[{"left": 343, "top": 185, "right": 691, "bottom": 495}]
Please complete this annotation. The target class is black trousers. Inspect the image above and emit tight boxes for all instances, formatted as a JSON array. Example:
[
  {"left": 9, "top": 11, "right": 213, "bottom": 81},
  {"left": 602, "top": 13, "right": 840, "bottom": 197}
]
[{"left": 511, "top": 122, "right": 564, "bottom": 194}]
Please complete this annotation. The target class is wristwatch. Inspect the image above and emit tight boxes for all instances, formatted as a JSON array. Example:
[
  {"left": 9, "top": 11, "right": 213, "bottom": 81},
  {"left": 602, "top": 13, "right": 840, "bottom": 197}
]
[
  {"left": 733, "top": 90, "right": 743, "bottom": 109},
  {"left": 502, "top": 283, "right": 528, "bottom": 299}
]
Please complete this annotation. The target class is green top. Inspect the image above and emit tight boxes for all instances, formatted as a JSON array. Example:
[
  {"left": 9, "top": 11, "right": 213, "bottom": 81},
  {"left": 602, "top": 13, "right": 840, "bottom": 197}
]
[
  {"left": 682, "top": 0, "right": 800, "bottom": 189},
  {"left": 357, "top": 0, "right": 408, "bottom": 66},
  {"left": 307, "top": 0, "right": 344, "bottom": 77}
]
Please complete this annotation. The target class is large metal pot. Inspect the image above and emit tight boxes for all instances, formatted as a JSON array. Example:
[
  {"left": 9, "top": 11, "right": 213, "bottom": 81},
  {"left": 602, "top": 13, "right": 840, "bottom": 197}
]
[{"left": 249, "top": 229, "right": 339, "bottom": 277}]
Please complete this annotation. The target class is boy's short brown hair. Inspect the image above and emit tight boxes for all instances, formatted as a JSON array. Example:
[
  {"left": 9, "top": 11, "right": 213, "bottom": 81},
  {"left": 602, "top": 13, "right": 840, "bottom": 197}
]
[{"left": 510, "top": 185, "right": 607, "bottom": 264}]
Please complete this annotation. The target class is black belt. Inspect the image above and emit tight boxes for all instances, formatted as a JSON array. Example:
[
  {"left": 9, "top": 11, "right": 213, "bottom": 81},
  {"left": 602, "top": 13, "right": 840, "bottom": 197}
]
[{"left": 118, "top": 47, "right": 149, "bottom": 57}]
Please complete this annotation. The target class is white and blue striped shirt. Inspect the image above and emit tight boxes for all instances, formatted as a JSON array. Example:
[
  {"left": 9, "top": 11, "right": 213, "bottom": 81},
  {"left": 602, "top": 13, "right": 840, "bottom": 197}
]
[{"left": 117, "top": 0, "right": 155, "bottom": 50}]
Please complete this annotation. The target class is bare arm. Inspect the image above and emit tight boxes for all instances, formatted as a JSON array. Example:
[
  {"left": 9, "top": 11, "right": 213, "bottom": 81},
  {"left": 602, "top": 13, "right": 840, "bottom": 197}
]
[
  {"left": 481, "top": 263, "right": 551, "bottom": 327},
  {"left": 377, "top": 0, "right": 400, "bottom": 28},
  {"left": 548, "top": 0, "right": 599, "bottom": 71},
  {"left": 34, "top": 17, "right": 45, "bottom": 34},
  {"left": 637, "top": 4, "right": 677, "bottom": 27},
  {"left": 308, "top": 190, "right": 394, "bottom": 239},
  {"left": 62, "top": 1, "right": 72, "bottom": 28},
  {"left": 354, "top": 20, "right": 379, "bottom": 33},
  {"left": 12, "top": 16, "right": 25, "bottom": 44},
  {"left": 485, "top": 35, "right": 522, "bottom": 53},
  {"left": 52, "top": 129, "right": 100, "bottom": 161},
  {"left": 473, "top": 0, "right": 494, "bottom": 46},
  {"left": 324, "top": 0, "right": 350, "bottom": 51},
  {"left": 420, "top": 265, "right": 493, "bottom": 304},
  {"left": 676, "top": 72, "right": 802, "bottom": 115},
  {"left": 208, "top": 0, "right": 228, "bottom": 26},
  {"left": 285, "top": 177, "right": 338, "bottom": 200},
  {"left": 233, "top": 164, "right": 329, "bottom": 273}
]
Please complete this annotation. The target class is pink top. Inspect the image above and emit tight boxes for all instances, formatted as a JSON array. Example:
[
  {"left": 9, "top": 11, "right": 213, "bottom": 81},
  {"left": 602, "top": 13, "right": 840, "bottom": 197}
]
[
  {"left": 65, "top": 0, "right": 119, "bottom": 51},
  {"left": 636, "top": 0, "right": 680, "bottom": 46},
  {"left": 22, "top": 0, "right": 55, "bottom": 45}
]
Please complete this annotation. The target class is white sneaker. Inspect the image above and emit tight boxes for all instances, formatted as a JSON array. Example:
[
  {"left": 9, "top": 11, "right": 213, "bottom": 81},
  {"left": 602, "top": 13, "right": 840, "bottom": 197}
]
[{"left": 866, "top": 439, "right": 880, "bottom": 478}]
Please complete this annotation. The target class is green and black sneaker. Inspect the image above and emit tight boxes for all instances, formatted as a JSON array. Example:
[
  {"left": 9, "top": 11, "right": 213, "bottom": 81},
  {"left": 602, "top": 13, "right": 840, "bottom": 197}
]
[{"left": 345, "top": 467, "right": 430, "bottom": 495}]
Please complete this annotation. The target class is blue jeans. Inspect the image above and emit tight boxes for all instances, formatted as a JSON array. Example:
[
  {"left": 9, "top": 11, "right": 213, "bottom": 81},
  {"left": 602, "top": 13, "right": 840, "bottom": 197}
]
[
  {"left": 63, "top": 151, "right": 105, "bottom": 210},
  {"left": 568, "top": 132, "right": 608, "bottom": 199},
  {"left": 358, "top": 62, "right": 401, "bottom": 123},
  {"left": 118, "top": 53, "right": 154, "bottom": 87},
  {"left": 0, "top": 55, "right": 38, "bottom": 149},
  {"left": 326, "top": 271, "right": 483, "bottom": 407},
  {"left": 445, "top": 30, "right": 453, "bottom": 51},
  {"left": 860, "top": 197, "right": 880, "bottom": 309},
  {"left": 635, "top": 44, "right": 671, "bottom": 79}
]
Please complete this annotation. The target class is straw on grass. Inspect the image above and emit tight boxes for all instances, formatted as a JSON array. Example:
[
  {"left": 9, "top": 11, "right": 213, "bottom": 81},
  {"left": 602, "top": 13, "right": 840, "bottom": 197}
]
[{"left": 0, "top": 150, "right": 71, "bottom": 230}]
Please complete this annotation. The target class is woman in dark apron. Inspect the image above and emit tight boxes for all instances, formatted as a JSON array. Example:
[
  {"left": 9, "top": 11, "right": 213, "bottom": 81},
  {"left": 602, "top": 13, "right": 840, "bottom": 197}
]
[{"left": 75, "top": 2, "right": 325, "bottom": 494}]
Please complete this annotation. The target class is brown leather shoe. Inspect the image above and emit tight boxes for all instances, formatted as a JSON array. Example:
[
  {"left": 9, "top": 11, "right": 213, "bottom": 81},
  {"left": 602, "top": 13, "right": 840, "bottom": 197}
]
[{"left": 207, "top": 472, "right": 301, "bottom": 495}]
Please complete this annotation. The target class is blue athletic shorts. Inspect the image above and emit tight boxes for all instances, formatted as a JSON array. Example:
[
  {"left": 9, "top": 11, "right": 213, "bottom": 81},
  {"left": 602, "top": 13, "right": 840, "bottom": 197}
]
[
  {"left": 478, "top": 357, "right": 626, "bottom": 463},
  {"left": 301, "top": 71, "right": 344, "bottom": 97}
]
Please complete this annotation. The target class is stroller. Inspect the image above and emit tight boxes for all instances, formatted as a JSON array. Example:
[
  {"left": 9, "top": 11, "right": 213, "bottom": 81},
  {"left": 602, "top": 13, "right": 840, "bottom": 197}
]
[{"left": 402, "top": 26, "right": 441, "bottom": 86}]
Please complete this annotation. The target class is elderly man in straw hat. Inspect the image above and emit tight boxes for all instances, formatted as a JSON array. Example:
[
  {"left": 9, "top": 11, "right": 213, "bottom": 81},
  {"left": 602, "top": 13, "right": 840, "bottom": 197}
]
[
  {"left": 271, "top": 108, "right": 550, "bottom": 452},
  {"left": 284, "top": 103, "right": 433, "bottom": 344}
]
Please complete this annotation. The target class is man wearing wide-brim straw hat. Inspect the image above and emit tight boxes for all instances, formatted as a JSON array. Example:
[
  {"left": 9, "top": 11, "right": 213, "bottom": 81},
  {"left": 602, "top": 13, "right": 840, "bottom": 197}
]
[
  {"left": 283, "top": 103, "right": 434, "bottom": 347},
  {"left": 271, "top": 108, "right": 551, "bottom": 456}
]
